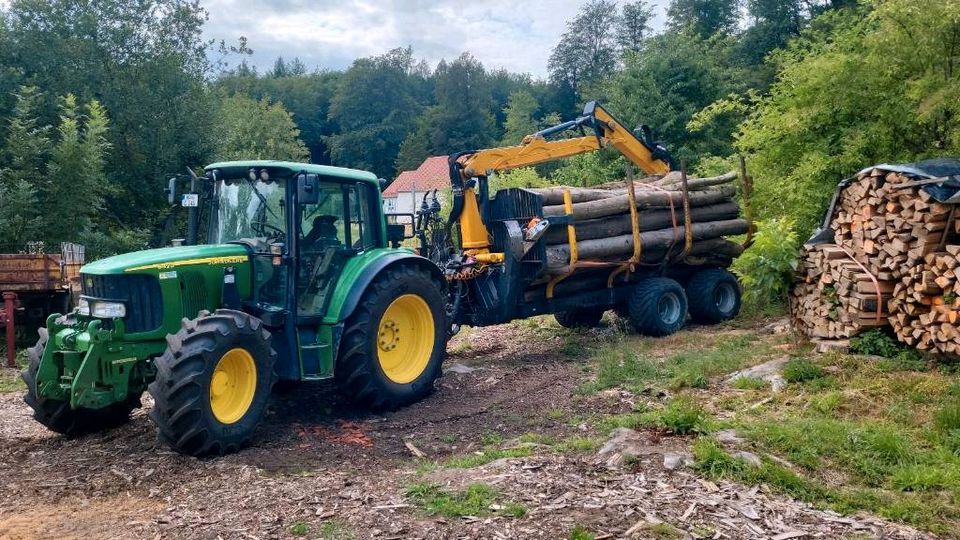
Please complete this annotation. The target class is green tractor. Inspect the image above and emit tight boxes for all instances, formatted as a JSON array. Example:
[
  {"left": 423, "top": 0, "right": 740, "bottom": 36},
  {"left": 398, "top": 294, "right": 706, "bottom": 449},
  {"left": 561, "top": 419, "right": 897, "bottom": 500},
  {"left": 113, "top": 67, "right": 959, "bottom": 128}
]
[{"left": 25, "top": 161, "right": 448, "bottom": 456}]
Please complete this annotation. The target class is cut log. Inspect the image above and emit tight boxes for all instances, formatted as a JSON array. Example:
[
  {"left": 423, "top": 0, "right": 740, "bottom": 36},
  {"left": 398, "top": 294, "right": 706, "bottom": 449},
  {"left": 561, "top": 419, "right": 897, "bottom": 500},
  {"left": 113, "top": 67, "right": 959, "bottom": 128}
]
[
  {"left": 543, "top": 186, "right": 737, "bottom": 221},
  {"left": 543, "top": 201, "right": 741, "bottom": 244},
  {"left": 529, "top": 186, "right": 619, "bottom": 205},
  {"left": 545, "top": 219, "right": 749, "bottom": 270}
]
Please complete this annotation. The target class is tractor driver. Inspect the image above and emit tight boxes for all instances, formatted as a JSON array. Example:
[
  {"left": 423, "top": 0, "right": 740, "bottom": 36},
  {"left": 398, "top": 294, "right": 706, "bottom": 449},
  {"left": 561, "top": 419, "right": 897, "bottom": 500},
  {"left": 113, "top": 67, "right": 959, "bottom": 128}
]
[{"left": 302, "top": 215, "right": 341, "bottom": 250}]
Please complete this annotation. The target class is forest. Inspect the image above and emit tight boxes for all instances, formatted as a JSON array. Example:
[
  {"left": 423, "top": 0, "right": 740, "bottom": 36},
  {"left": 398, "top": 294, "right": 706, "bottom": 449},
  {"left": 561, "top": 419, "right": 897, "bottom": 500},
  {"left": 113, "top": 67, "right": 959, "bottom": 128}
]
[{"left": 0, "top": 0, "right": 959, "bottom": 306}]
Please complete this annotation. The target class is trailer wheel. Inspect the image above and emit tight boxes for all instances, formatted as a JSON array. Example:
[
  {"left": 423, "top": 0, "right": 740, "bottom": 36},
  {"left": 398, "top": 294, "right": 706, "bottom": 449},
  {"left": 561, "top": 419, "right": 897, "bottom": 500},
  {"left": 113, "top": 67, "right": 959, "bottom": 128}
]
[
  {"left": 627, "top": 278, "right": 688, "bottom": 336},
  {"left": 23, "top": 328, "right": 140, "bottom": 437},
  {"left": 686, "top": 268, "right": 741, "bottom": 324},
  {"left": 149, "top": 310, "right": 276, "bottom": 457},
  {"left": 554, "top": 308, "right": 606, "bottom": 329},
  {"left": 336, "top": 264, "right": 446, "bottom": 410}
]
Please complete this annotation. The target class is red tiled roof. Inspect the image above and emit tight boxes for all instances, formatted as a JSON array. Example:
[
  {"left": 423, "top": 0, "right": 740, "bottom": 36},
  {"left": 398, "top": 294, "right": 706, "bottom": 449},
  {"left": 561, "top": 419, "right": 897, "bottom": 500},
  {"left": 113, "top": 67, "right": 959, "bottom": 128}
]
[{"left": 383, "top": 156, "right": 449, "bottom": 197}]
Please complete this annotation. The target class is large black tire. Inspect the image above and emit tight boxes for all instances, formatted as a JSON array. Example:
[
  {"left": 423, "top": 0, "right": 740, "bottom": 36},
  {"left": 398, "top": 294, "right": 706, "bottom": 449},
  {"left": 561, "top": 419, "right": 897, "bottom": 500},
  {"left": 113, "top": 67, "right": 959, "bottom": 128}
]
[
  {"left": 686, "top": 268, "right": 742, "bottom": 324},
  {"left": 554, "top": 307, "right": 606, "bottom": 329},
  {"left": 148, "top": 309, "right": 276, "bottom": 457},
  {"left": 22, "top": 327, "right": 140, "bottom": 436},
  {"left": 336, "top": 264, "right": 446, "bottom": 410},
  {"left": 627, "top": 278, "right": 688, "bottom": 337}
]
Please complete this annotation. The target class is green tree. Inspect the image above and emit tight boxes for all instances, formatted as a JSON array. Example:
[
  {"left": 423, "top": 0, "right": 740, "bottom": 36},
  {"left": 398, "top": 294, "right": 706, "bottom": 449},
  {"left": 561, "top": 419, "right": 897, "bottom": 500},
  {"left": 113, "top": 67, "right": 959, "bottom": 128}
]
[
  {"left": 609, "top": 31, "right": 741, "bottom": 166},
  {"left": 0, "top": 86, "right": 48, "bottom": 248},
  {"left": 618, "top": 1, "right": 655, "bottom": 53},
  {"left": 395, "top": 53, "right": 496, "bottom": 171},
  {"left": 548, "top": 0, "right": 622, "bottom": 102},
  {"left": 326, "top": 47, "right": 422, "bottom": 178},
  {"left": 500, "top": 90, "right": 541, "bottom": 145},
  {"left": 735, "top": 1, "right": 960, "bottom": 235},
  {"left": 4, "top": 0, "right": 217, "bottom": 245},
  {"left": 44, "top": 95, "right": 111, "bottom": 245},
  {"left": 214, "top": 94, "right": 309, "bottom": 161},
  {"left": 667, "top": 0, "right": 741, "bottom": 37}
]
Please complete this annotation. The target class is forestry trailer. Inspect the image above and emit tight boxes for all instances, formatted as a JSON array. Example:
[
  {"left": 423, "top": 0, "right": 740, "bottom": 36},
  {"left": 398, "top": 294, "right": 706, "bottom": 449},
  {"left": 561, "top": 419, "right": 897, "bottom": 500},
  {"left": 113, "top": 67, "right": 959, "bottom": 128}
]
[{"left": 23, "top": 101, "right": 742, "bottom": 456}]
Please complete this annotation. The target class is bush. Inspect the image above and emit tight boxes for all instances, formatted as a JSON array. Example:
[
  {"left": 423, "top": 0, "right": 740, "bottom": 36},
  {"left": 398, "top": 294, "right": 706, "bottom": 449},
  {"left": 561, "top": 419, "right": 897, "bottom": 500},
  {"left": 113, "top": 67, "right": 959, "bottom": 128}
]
[
  {"left": 732, "top": 218, "right": 800, "bottom": 312},
  {"left": 660, "top": 396, "right": 707, "bottom": 435},
  {"left": 850, "top": 330, "right": 925, "bottom": 370},
  {"left": 783, "top": 358, "right": 824, "bottom": 383}
]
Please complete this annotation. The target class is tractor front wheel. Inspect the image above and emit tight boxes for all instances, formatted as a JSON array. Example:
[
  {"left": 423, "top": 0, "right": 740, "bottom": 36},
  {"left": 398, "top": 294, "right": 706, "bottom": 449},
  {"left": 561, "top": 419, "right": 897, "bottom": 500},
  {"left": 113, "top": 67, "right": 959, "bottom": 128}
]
[
  {"left": 22, "top": 328, "right": 141, "bottom": 437},
  {"left": 337, "top": 264, "right": 446, "bottom": 410},
  {"left": 148, "top": 309, "right": 276, "bottom": 457}
]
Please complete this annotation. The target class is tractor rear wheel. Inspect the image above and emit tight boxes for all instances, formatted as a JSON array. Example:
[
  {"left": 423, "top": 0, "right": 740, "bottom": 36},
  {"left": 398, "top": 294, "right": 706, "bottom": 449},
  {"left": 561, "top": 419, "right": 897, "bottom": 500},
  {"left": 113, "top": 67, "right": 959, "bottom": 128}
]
[
  {"left": 22, "top": 328, "right": 140, "bottom": 436},
  {"left": 685, "top": 268, "right": 741, "bottom": 324},
  {"left": 627, "top": 278, "right": 688, "bottom": 336},
  {"left": 336, "top": 264, "right": 446, "bottom": 410},
  {"left": 554, "top": 308, "right": 606, "bottom": 329},
  {"left": 149, "top": 309, "right": 276, "bottom": 457}
]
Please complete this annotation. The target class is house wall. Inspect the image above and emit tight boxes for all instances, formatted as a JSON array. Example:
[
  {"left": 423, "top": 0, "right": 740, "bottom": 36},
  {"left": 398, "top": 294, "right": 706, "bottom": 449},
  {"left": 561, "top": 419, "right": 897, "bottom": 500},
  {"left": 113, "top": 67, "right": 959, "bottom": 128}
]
[{"left": 382, "top": 191, "right": 445, "bottom": 223}]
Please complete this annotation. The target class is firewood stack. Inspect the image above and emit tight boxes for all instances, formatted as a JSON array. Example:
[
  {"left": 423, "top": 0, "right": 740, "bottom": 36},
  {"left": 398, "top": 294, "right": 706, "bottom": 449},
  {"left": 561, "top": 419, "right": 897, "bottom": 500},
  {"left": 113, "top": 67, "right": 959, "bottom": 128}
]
[
  {"left": 830, "top": 168, "right": 956, "bottom": 280},
  {"left": 790, "top": 244, "right": 892, "bottom": 338},
  {"left": 791, "top": 165, "right": 960, "bottom": 348},
  {"left": 889, "top": 247, "right": 960, "bottom": 353},
  {"left": 530, "top": 172, "right": 749, "bottom": 274}
]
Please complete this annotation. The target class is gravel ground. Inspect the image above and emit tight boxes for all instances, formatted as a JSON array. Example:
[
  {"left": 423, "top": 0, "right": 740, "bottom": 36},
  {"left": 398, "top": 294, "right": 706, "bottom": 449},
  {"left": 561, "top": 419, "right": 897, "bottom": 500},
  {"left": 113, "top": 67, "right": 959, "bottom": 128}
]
[{"left": 0, "top": 320, "right": 936, "bottom": 539}]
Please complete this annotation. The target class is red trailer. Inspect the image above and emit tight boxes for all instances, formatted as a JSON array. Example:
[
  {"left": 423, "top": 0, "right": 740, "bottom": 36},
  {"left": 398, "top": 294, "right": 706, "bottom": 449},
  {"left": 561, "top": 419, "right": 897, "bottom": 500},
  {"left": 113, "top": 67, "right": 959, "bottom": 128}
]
[{"left": 0, "top": 243, "right": 83, "bottom": 367}]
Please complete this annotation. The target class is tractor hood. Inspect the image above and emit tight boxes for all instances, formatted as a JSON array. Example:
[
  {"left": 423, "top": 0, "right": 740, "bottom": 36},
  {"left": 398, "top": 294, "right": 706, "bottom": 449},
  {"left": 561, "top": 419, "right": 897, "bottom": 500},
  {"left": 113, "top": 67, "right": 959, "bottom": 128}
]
[{"left": 81, "top": 244, "right": 250, "bottom": 275}]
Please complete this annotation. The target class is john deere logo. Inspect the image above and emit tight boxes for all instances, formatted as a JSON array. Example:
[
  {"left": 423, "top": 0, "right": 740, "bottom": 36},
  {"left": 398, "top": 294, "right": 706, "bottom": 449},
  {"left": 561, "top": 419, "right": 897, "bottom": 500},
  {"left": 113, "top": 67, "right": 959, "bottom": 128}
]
[{"left": 85, "top": 278, "right": 93, "bottom": 288}]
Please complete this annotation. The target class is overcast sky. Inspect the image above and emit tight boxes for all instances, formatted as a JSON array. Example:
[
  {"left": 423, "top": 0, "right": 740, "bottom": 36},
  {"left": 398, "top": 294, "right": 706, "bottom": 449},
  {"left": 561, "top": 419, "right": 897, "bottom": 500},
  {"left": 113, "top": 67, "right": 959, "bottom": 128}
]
[{"left": 202, "top": 0, "right": 669, "bottom": 77}]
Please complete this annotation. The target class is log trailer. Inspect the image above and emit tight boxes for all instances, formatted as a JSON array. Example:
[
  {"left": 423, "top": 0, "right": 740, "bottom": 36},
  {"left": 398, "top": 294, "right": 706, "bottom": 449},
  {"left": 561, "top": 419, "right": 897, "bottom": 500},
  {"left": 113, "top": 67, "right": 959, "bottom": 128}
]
[{"left": 23, "top": 101, "right": 742, "bottom": 456}]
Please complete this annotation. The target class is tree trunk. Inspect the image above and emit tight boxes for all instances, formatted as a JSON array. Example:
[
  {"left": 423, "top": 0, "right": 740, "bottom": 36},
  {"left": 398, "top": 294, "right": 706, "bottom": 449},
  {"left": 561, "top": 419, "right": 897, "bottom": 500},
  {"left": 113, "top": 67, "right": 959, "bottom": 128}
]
[
  {"left": 544, "top": 201, "right": 741, "bottom": 244},
  {"left": 545, "top": 219, "right": 749, "bottom": 269},
  {"left": 529, "top": 186, "right": 619, "bottom": 205},
  {"left": 543, "top": 186, "right": 737, "bottom": 221}
]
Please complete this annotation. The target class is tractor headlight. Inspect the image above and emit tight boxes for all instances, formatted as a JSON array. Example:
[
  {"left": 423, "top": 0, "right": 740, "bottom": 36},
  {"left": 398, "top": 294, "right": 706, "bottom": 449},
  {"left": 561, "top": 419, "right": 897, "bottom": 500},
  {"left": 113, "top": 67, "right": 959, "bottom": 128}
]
[
  {"left": 77, "top": 297, "right": 90, "bottom": 316},
  {"left": 91, "top": 300, "right": 126, "bottom": 319},
  {"left": 78, "top": 298, "right": 126, "bottom": 318}
]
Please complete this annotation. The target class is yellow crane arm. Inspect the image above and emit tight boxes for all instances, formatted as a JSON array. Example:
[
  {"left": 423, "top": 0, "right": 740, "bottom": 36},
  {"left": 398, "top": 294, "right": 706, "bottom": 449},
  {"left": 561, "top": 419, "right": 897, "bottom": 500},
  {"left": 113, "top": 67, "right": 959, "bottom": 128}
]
[
  {"left": 448, "top": 101, "right": 674, "bottom": 258},
  {"left": 458, "top": 101, "right": 673, "bottom": 179}
]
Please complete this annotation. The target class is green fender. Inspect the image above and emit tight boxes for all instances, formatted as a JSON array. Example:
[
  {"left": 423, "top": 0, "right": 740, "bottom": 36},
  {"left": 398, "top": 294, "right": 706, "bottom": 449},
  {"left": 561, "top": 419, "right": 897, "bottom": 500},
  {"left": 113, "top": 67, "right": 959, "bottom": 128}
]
[{"left": 326, "top": 248, "right": 445, "bottom": 324}]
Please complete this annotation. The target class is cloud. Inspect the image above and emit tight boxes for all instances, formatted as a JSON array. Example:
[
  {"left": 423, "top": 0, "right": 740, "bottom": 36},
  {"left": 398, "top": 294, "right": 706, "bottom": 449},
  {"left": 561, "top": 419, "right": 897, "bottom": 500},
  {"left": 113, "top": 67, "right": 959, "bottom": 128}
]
[{"left": 201, "top": 0, "right": 668, "bottom": 77}]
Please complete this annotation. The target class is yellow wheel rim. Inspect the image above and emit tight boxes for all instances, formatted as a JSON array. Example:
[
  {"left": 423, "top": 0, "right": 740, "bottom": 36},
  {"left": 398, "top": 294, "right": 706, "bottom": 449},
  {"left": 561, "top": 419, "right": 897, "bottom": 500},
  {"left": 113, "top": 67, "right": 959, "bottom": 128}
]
[
  {"left": 377, "top": 294, "right": 435, "bottom": 384},
  {"left": 209, "top": 348, "right": 257, "bottom": 424}
]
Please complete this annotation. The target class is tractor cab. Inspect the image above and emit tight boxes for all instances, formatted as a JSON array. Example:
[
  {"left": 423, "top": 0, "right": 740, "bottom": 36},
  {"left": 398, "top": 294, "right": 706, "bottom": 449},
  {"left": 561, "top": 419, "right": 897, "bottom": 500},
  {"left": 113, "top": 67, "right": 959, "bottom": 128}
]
[{"left": 202, "top": 161, "right": 384, "bottom": 324}]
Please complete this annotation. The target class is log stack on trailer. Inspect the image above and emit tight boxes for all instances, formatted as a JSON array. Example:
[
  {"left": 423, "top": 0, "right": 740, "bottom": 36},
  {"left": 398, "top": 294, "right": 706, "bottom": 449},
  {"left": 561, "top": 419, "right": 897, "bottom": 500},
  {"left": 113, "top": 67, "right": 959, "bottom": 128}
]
[
  {"left": 531, "top": 171, "right": 750, "bottom": 275},
  {"left": 790, "top": 159, "right": 960, "bottom": 352}
]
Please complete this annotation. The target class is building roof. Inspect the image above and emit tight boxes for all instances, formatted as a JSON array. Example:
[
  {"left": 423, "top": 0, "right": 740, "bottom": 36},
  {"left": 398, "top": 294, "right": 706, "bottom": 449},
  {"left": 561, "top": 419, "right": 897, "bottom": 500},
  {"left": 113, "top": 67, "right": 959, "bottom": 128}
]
[{"left": 383, "top": 156, "right": 449, "bottom": 198}]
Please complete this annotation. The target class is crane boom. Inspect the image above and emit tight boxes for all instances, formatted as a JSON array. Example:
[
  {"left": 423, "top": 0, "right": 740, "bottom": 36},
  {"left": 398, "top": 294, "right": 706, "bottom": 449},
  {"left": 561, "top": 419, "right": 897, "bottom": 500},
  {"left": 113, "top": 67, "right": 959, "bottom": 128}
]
[
  {"left": 457, "top": 101, "right": 674, "bottom": 179},
  {"left": 445, "top": 101, "right": 675, "bottom": 260}
]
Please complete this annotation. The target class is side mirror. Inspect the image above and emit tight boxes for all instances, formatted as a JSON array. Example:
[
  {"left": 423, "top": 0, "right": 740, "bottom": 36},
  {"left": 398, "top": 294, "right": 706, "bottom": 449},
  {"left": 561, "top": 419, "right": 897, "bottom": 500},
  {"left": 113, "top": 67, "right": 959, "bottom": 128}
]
[
  {"left": 379, "top": 178, "right": 388, "bottom": 192},
  {"left": 297, "top": 173, "right": 320, "bottom": 205},
  {"left": 166, "top": 177, "right": 177, "bottom": 205}
]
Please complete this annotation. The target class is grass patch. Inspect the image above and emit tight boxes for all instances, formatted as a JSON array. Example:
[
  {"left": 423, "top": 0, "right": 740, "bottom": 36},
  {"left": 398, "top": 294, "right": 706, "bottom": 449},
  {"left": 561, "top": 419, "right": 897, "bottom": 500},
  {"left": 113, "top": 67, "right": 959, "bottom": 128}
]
[
  {"left": 405, "top": 482, "right": 526, "bottom": 518},
  {"left": 732, "top": 376, "right": 767, "bottom": 390},
  {"left": 288, "top": 521, "right": 309, "bottom": 537},
  {"left": 659, "top": 396, "right": 707, "bottom": 435},
  {"left": 581, "top": 334, "right": 773, "bottom": 394},
  {"left": 318, "top": 519, "right": 355, "bottom": 539},
  {"left": 443, "top": 446, "right": 533, "bottom": 468},
  {"left": 647, "top": 523, "right": 684, "bottom": 539},
  {"left": 569, "top": 525, "right": 595, "bottom": 540},
  {"left": 782, "top": 358, "right": 824, "bottom": 383},
  {"left": 0, "top": 348, "right": 27, "bottom": 393}
]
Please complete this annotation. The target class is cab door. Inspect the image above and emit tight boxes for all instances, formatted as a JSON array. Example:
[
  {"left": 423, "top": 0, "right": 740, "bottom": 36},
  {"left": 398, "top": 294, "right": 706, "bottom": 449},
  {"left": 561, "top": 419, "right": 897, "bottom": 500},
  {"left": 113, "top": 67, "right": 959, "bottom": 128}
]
[{"left": 295, "top": 180, "right": 378, "bottom": 378}]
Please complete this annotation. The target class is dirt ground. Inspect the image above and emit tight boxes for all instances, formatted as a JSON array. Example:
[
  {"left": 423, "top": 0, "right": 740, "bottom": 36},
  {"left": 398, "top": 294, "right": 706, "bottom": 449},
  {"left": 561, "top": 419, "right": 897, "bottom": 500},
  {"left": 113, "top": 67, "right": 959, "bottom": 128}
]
[{"left": 0, "top": 319, "right": 936, "bottom": 540}]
